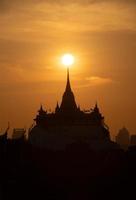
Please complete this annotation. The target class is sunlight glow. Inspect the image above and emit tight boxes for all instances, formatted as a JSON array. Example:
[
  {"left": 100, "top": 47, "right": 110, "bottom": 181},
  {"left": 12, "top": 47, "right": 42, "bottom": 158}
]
[{"left": 61, "top": 54, "right": 75, "bottom": 67}]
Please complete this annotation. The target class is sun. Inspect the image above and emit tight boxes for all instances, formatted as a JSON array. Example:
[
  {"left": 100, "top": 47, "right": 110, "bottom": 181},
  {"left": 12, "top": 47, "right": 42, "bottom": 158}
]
[{"left": 61, "top": 53, "right": 75, "bottom": 67}]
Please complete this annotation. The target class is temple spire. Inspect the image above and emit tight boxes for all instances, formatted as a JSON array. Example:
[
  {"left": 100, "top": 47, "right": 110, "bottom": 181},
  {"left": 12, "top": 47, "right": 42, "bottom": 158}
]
[
  {"left": 65, "top": 67, "right": 71, "bottom": 92},
  {"left": 59, "top": 67, "right": 77, "bottom": 113}
]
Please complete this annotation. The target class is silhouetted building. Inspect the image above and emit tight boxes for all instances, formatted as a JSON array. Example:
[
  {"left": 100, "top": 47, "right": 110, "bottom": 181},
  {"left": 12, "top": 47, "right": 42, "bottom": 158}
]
[
  {"left": 12, "top": 128, "right": 26, "bottom": 139},
  {"left": 130, "top": 135, "right": 136, "bottom": 146},
  {"left": 0, "top": 124, "right": 9, "bottom": 142},
  {"left": 29, "top": 68, "right": 119, "bottom": 151},
  {"left": 0, "top": 131, "right": 7, "bottom": 142},
  {"left": 116, "top": 127, "right": 130, "bottom": 150},
  {"left": 0, "top": 125, "right": 9, "bottom": 158}
]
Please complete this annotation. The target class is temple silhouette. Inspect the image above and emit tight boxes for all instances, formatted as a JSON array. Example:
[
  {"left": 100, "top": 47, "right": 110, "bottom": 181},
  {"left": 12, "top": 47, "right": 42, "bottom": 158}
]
[
  {"left": 29, "top": 68, "right": 119, "bottom": 150},
  {"left": 0, "top": 69, "right": 135, "bottom": 200}
]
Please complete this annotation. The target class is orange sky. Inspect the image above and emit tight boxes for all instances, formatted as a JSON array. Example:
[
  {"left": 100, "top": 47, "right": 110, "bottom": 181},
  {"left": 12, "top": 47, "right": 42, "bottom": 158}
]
[{"left": 0, "top": 0, "right": 136, "bottom": 139}]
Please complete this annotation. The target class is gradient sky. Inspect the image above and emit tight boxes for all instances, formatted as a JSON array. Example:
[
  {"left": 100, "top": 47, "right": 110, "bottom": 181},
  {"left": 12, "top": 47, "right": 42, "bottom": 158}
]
[{"left": 0, "top": 0, "right": 136, "bottom": 138}]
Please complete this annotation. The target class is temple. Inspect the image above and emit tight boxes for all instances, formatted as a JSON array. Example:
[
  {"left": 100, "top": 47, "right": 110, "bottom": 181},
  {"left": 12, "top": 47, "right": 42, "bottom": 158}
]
[{"left": 29, "top": 68, "right": 119, "bottom": 150}]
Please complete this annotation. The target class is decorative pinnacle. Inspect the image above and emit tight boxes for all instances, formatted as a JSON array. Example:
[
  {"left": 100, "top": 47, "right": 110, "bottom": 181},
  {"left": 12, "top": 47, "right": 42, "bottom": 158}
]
[{"left": 65, "top": 67, "right": 72, "bottom": 92}]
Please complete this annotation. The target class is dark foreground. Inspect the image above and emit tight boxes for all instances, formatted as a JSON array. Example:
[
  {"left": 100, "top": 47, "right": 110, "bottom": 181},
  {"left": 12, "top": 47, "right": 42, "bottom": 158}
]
[{"left": 1, "top": 137, "right": 136, "bottom": 200}]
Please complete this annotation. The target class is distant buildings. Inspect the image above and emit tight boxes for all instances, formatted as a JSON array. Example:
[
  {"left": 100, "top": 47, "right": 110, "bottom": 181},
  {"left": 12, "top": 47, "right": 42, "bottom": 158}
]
[
  {"left": 29, "top": 68, "right": 119, "bottom": 151},
  {"left": 12, "top": 128, "right": 26, "bottom": 139},
  {"left": 130, "top": 135, "right": 136, "bottom": 146},
  {"left": 115, "top": 127, "right": 136, "bottom": 150},
  {"left": 116, "top": 127, "right": 130, "bottom": 150}
]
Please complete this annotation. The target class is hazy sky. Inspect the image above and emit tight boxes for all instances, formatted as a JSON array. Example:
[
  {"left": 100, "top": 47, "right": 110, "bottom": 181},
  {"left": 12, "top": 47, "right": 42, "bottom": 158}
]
[{"left": 0, "top": 0, "right": 136, "bottom": 138}]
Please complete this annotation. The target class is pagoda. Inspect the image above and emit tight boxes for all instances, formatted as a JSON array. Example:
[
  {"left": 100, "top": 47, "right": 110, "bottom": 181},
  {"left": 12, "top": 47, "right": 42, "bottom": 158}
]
[{"left": 29, "top": 69, "right": 118, "bottom": 150}]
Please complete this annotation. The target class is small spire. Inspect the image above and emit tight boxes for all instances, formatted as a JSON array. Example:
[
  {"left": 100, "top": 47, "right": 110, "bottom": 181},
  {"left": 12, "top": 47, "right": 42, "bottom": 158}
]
[
  {"left": 65, "top": 67, "right": 72, "bottom": 92},
  {"left": 39, "top": 104, "right": 43, "bottom": 112},
  {"left": 55, "top": 101, "right": 60, "bottom": 113},
  {"left": 38, "top": 104, "right": 46, "bottom": 114},
  {"left": 95, "top": 101, "right": 98, "bottom": 108},
  {"left": 94, "top": 101, "right": 99, "bottom": 112},
  {"left": 57, "top": 101, "right": 59, "bottom": 108}
]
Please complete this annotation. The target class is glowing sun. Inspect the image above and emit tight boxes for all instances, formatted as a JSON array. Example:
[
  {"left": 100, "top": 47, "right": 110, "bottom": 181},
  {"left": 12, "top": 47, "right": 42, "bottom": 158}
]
[{"left": 61, "top": 53, "right": 75, "bottom": 67}]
